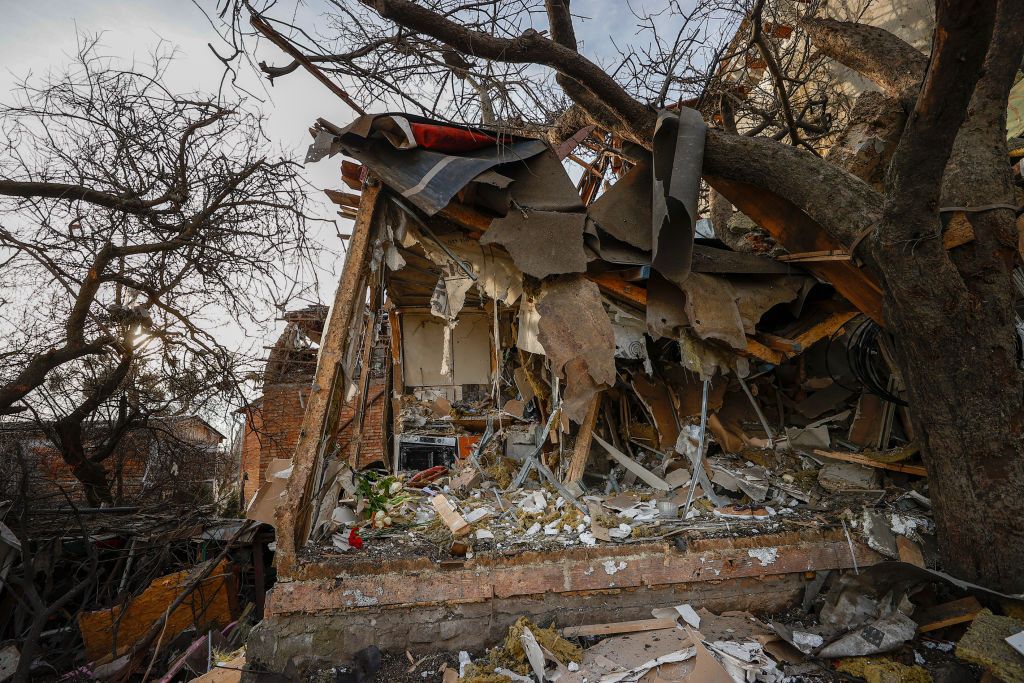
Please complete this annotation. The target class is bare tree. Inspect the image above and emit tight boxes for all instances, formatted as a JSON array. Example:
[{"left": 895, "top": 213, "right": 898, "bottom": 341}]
[{"left": 0, "top": 38, "right": 320, "bottom": 504}]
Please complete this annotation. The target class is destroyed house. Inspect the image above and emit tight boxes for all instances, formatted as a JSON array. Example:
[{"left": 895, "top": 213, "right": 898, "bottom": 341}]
[{"left": 247, "top": 112, "right": 944, "bottom": 668}]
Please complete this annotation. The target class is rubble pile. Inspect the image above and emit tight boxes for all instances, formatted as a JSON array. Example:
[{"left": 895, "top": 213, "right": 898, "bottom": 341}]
[{"left": 362, "top": 563, "right": 1024, "bottom": 683}]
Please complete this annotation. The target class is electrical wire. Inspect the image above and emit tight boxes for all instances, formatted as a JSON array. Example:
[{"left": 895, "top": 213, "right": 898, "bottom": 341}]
[{"left": 845, "top": 317, "right": 908, "bottom": 406}]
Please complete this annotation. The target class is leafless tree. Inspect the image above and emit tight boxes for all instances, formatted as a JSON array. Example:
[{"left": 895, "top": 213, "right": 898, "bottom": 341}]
[{"left": 0, "top": 38, "right": 321, "bottom": 504}]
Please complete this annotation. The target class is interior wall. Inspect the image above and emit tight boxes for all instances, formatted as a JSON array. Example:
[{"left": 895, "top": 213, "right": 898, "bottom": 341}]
[{"left": 401, "top": 312, "right": 492, "bottom": 387}]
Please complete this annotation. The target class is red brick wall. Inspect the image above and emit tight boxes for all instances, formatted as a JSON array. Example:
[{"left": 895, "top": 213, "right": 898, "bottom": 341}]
[
  {"left": 239, "top": 383, "right": 311, "bottom": 503},
  {"left": 238, "top": 378, "right": 389, "bottom": 504},
  {"left": 345, "top": 378, "right": 387, "bottom": 469},
  {"left": 0, "top": 425, "right": 222, "bottom": 505}
]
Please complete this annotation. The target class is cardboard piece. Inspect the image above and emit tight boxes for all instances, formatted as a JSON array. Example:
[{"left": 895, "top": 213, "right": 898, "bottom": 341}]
[
  {"left": 245, "top": 458, "right": 292, "bottom": 527},
  {"left": 683, "top": 628, "right": 735, "bottom": 683},
  {"left": 431, "top": 495, "right": 471, "bottom": 537},
  {"left": 561, "top": 618, "right": 678, "bottom": 638},
  {"left": 481, "top": 210, "right": 588, "bottom": 278}
]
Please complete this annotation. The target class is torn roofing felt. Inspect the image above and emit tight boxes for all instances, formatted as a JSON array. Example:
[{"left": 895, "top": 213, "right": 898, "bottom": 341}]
[
  {"left": 312, "top": 111, "right": 828, "bottom": 390},
  {"left": 652, "top": 109, "right": 706, "bottom": 288},
  {"left": 307, "top": 113, "right": 547, "bottom": 215},
  {"left": 480, "top": 210, "right": 588, "bottom": 278}
]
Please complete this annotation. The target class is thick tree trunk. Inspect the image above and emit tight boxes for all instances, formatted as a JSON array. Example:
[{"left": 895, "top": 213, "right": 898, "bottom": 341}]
[
  {"left": 884, "top": 277, "right": 1024, "bottom": 592},
  {"left": 872, "top": 0, "right": 1024, "bottom": 592},
  {"left": 55, "top": 419, "right": 115, "bottom": 506}
]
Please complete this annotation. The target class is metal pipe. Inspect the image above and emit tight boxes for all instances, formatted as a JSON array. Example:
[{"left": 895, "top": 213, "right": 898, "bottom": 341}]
[
  {"left": 738, "top": 375, "right": 775, "bottom": 447},
  {"left": 683, "top": 379, "right": 710, "bottom": 515}
]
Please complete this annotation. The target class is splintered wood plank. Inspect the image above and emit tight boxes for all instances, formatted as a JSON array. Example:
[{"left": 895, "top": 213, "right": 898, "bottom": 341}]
[
  {"left": 438, "top": 200, "right": 494, "bottom": 232},
  {"left": 432, "top": 494, "right": 471, "bottom": 537},
  {"left": 324, "top": 188, "right": 361, "bottom": 208},
  {"left": 916, "top": 596, "right": 983, "bottom": 632},
  {"left": 276, "top": 183, "right": 382, "bottom": 573},
  {"left": 561, "top": 618, "right": 679, "bottom": 638},
  {"left": 566, "top": 393, "right": 602, "bottom": 484},
  {"left": 896, "top": 535, "right": 926, "bottom": 568},
  {"left": 791, "top": 310, "right": 858, "bottom": 350},
  {"left": 745, "top": 337, "right": 785, "bottom": 365},
  {"left": 813, "top": 449, "right": 927, "bottom": 476}
]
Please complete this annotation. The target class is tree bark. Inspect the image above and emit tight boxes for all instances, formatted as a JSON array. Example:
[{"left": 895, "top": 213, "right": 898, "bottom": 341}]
[
  {"left": 870, "top": 0, "right": 1024, "bottom": 592},
  {"left": 0, "top": 338, "right": 112, "bottom": 414},
  {"left": 51, "top": 346, "right": 134, "bottom": 505},
  {"left": 800, "top": 17, "right": 927, "bottom": 110}
]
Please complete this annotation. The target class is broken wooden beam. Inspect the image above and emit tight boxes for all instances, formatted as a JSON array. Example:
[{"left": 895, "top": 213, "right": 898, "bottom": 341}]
[
  {"left": 587, "top": 272, "right": 648, "bottom": 309},
  {"left": 561, "top": 618, "right": 679, "bottom": 638},
  {"left": 276, "top": 182, "right": 383, "bottom": 574},
  {"left": 705, "top": 176, "right": 884, "bottom": 324},
  {"left": 813, "top": 449, "right": 927, "bottom": 476},
  {"left": 916, "top": 596, "right": 983, "bottom": 633},
  {"left": 566, "top": 393, "right": 602, "bottom": 484},
  {"left": 324, "top": 188, "right": 361, "bottom": 208}
]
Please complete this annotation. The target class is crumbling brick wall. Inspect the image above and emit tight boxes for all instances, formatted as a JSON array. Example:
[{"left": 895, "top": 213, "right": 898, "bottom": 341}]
[
  {"left": 0, "top": 420, "right": 223, "bottom": 505},
  {"left": 337, "top": 377, "right": 388, "bottom": 470},
  {"left": 239, "top": 382, "right": 311, "bottom": 503}
]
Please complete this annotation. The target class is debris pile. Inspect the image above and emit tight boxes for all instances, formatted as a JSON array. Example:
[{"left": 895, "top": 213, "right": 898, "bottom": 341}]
[
  {"left": 406, "top": 562, "right": 1024, "bottom": 683},
  {"left": 271, "top": 112, "right": 939, "bottom": 576}
]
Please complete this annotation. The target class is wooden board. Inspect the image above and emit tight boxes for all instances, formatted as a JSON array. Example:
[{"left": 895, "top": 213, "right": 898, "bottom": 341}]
[
  {"left": 191, "top": 652, "right": 246, "bottom": 683},
  {"left": 561, "top": 618, "right": 678, "bottom": 638},
  {"left": 431, "top": 495, "right": 471, "bottom": 537},
  {"left": 276, "top": 183, "right": 382, "bottom": 572},
  {"left": 896, "top": 535, "right": 926, "bottom": 568},
  {"left": 916, "top": 596, "right": 983, "bottom": 632},
  {"left": 566, "top": 393, "right": 602, "bottom": 484},
  {"left": 705, "top": 176, "right": 884, "bottom": 325},
  {"left": 77, "top": 560, "right": 234, "bottom": 662},
  {"left": 813, "top": 449, "right": 927, "bottom": 476}
]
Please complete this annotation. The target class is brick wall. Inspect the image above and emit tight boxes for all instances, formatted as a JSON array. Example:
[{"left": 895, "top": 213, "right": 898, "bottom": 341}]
[
  {"left": 238, "top": 377, "right": 389, "bottom": 504},
  {"left": 239, "top": 383, "right": 311, "bottom": 503},
  {"left": 343, "top": 378, "right": 387, "bottom": 469}
]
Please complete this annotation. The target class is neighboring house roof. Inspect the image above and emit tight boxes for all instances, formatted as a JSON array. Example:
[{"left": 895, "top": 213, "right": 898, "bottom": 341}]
[{"left": 0, "top": 414, "right": 227, "bottom": 443}]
